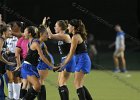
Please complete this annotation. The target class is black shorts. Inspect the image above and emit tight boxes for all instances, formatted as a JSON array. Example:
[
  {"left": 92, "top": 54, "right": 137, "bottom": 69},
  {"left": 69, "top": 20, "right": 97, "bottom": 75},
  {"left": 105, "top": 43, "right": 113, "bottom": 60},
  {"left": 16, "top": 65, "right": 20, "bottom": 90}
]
[
  {"left": 5, "top": 65, "right": 16, "bottom": 71},
  {"left": 3, "top": 53, "right": 17, "bottom": 71}
]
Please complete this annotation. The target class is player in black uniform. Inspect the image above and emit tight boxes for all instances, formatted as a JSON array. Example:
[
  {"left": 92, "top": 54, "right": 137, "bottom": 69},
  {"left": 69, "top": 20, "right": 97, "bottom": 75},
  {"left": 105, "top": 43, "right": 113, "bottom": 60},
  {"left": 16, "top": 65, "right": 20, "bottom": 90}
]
[
  {"left": 47, "top": 19, "right": 76, "bottom": 100},
  {"left": 21, "top": 26, "right": 55, "bottom": 100},
  {"left": 36, "top": 25, "right": 54, "bottom": 100},
  {"left": 58, "top": 19, "right": 93, "bottom": 100}
]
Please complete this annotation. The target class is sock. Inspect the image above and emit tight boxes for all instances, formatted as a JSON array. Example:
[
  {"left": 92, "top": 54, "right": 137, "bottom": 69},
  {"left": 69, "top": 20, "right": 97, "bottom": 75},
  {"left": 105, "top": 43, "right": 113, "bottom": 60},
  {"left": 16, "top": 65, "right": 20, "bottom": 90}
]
[
  {"left": 13, "top": 83, "right": 21, "bottom": 99},
  {"left": 37, "top": 85, "right": 46, "bottom": 100},
  {"left": 122, "top": 67, "right": 127, "bottom": 70},
  {"left": 58, "top": 85, "right": 69, "bottom": 100},
  {"left": 20, "top": 89, "right": 27, "bottom": 98},
  {"left": 115, "top": 67, "right": 119, "bottom": 69},
  {"left": 0, "top": 75, "right": 5, "bottom": 99},
  {"left": 8, "top": 83, "right": 13, "bottom": 99},
  {"left": 23, "top": 87, "right": 38, "bottom": 100},
  {"left": 3, "top": 73, "right": 8, "bottom": 87},
  {"left": 58, "top": 87, "right": 63, "bottom": 99},
  {"left": 77, "top": 87, "right": 86, "bottom": 100},
  {"left": 83, "top": 86, "right": 93, "bottom": 100},
  {"left": 114, "top": 67, "right": 120, "bottom": 72}
]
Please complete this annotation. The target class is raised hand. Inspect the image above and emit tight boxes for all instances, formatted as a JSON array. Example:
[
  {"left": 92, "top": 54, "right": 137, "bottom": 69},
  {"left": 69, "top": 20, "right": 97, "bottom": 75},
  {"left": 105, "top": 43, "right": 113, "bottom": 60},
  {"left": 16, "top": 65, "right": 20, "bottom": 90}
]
[
  {"left": 42, "top": 17, "right": 51, "bottom": 27},
  {"left": 47, "top": 17, "right": 50, "bottom": 20},
  {"left": 42, "top": 17, "right": 47, "bottom": 26},
  {"left": 46, "top": 27, "right": 52, "bottom": 38}
]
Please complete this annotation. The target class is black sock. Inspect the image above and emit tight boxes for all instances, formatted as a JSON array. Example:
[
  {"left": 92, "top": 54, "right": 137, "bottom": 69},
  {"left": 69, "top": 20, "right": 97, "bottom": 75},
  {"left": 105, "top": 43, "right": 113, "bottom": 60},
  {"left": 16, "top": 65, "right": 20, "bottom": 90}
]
[
  {"left": 83, "top": 86, "right": 93, "bottom": 100},
  {"left": 20, "top": 89, "right": 27, "bottom": 98},
  {"left": 23, "top": 87, "right": 38, "bottom": 100},
  {"left": 58, "top": 85, "right": 69, "bottom": 100},
  {"left": 77, "top": 87, "right": 86, "bottom": 100},
  {"left": 37, "top": 85, "right": 46, "bottom": 100}
]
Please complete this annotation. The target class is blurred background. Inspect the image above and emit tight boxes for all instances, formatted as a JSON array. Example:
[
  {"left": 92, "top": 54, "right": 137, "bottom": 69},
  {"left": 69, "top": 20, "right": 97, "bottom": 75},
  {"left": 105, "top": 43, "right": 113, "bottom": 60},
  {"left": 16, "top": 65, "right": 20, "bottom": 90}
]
[
  {"left": 0, "top": 0, "right": 140, "bottom": 70},
  {"left": 1, "top": 0, "right": 140, "bottom": 100}
]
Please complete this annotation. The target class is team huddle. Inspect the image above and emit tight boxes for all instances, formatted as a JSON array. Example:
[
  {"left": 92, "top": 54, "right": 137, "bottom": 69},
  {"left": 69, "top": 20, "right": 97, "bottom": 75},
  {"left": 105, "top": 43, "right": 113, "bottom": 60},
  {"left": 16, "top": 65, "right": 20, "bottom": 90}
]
[{"left": 0, "top": 16, "right": 93, "bottom": 100}]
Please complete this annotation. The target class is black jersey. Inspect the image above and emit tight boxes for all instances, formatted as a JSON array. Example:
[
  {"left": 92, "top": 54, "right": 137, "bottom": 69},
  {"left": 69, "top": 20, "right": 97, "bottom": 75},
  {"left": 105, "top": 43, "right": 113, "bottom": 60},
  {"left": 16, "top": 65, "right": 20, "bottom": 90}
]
[
  {"left": 76, "top": 41, "right": 87, "bottom": 54},
  {"left": 40, "top": 42, "right": 51, "bottom": 62},
  {"left": 25, "top": 39, "right": 40, "bottom": 66},
  {"left": 0, "top": 37, "right": 6, "bottom": 74},
  {"left": 58, "top": 41, "right": 70, "bottom": 56}
]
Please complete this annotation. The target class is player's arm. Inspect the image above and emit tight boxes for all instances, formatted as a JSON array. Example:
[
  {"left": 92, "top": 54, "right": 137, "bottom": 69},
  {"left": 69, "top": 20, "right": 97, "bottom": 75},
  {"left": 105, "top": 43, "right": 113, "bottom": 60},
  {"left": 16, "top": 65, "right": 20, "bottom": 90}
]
[
  {"left": 44, "top": 43, "right": 53, "bottom": 63},
  {"left": 13, "top": 47, "right": 22, "bottom": 71},
  {"left": 109, "top": 42, "right": 115, "bottom": 48},
  {"left": 15, "top": 37, "right": 23, "bottom": 67},
  {"left": 46, "top": 27, "right": 67, "bottom": 41},
  {"left": 44, "top": 43, "right": 49, "bottom": 55},
  {"left": 33, "top": 42, "right": 54, "bottom": 68},
  {"left": 61, "top": 35, "right": 78, "bottom": 67},
  {"left": 15, "top": 47, "right": 21, "bottom": 67},
  {"left": 42, "top": 17, "right": 50, "bottom": 26}
]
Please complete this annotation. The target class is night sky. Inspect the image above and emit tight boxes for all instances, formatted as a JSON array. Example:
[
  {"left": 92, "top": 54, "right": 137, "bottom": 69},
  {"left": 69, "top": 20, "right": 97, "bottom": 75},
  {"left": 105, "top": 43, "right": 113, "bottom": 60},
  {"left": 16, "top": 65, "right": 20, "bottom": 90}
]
[{"left": 0, "top": 0, "right": 139, "bottom": 40}]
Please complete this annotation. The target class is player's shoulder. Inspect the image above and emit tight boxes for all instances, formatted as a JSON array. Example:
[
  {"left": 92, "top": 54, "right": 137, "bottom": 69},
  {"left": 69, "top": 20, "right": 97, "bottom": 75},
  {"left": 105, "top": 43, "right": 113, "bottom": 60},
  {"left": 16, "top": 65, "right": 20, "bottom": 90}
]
[
  {"left": 73, "top": 34, "right": 80, "bottom": 37},
  {"left": 73, "top": 34, "right": 82, "bottom": 40},
  {"left": 32, "top": 39, "right": 40, "bottom": 46},
  {"left": 32, "top": 38, "right": 39, "bottom": 43},
  {"left": 119, "top": 35, "right": 125, "bottom": 38}
]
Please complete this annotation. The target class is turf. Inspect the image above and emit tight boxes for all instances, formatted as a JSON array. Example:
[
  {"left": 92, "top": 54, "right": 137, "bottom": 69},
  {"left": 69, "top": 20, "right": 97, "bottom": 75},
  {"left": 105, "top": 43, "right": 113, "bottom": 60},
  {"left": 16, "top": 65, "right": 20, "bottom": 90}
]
[{"left": 4, "top": 70, "right": 140, "bottom": 100}]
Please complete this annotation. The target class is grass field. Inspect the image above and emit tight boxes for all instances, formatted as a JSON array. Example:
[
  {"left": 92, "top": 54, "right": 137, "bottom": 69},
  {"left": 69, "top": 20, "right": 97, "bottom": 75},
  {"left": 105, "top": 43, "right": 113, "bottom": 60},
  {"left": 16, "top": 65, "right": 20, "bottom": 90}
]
[{"left": 4, "top": 70, "right": 140, "bottom": 100}]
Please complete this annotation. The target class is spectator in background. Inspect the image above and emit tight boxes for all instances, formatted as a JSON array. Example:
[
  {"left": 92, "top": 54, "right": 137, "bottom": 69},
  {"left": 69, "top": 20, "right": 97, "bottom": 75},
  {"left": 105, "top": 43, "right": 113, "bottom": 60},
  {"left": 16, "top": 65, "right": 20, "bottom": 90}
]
[
  {"left": 87, "top": 33, "right": 98, "bottom": 68},
  {"left": 109, "top": 25, "right": 127, "bottom": 73}
]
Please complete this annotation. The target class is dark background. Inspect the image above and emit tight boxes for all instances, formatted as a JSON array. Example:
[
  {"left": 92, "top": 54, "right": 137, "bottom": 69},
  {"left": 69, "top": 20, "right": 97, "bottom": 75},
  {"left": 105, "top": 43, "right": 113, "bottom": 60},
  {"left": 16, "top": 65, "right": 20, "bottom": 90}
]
[
  {"left": 0, "top": 0, "right": 140, "bottom": 69},
  {"left": 0, "top": 0, "right": 139, "bottom": 40}
]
